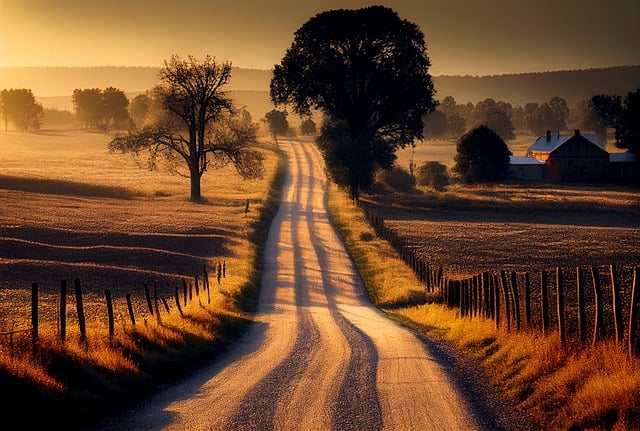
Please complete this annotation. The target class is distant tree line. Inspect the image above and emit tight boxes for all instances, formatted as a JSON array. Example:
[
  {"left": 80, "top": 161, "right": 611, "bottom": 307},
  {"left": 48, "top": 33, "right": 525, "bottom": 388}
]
[
  {"left": 421, "top": 89, "right": 639, "bottom": 157},
  {"left": 422, "top": 95, "right": 570, "bottom": 142},
  {"left": 72, "top": 87, "right": 130, "bottom": 131}
]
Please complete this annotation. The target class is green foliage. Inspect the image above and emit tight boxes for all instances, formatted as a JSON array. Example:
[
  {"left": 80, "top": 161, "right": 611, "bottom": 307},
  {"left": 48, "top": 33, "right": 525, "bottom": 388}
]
[
  {"left": 0, "top": 88, "right": 43, "bottom": 131},
  {"left": 270, "top": 5, "right": 436, "bottom": 200},
  {"left": 416, "top": 161, "right": 449, "bottom": 187},
  {"left": 453, "top": 125, "right": 512, "bottom": 183}
]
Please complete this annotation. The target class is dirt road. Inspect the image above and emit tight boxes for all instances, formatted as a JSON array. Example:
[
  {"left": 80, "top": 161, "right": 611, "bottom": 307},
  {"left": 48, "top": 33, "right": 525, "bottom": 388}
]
[{"left": 91, "top": 139, "right": 497, "bottom": 430}]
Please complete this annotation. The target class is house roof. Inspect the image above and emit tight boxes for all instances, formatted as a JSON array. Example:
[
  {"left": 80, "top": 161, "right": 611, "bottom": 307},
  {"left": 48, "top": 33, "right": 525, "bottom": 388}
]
[
  {"left": 528, "top": 130, "right": 602, "bottom": 154},
  {"left": 509, "top": 156, "right": 544, "bottom": 165},
  {"left": 610, "top": 152, "right": 637, "bottom": 163}
]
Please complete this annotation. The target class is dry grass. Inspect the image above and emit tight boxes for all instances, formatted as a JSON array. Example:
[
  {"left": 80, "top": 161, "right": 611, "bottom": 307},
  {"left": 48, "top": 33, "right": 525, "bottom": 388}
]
[
  {"left": 0, "top": 128, "right": 284, "bottom": 426},
  {"left": 327, "top": 175, "right": 640, "bottom": 430}
]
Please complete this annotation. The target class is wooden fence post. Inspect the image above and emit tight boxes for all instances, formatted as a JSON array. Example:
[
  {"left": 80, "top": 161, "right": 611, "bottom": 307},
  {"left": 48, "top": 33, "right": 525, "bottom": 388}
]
[
  {"left": 31, "top": 282, "right": 38, "bottom": 344},
  {"left": 203, "top": 263, "right": 211, "bottom": 304},
  {"left": 610, "top": 264, "right": 623, "bottom": 346},
  {"left": 591, "top": 266, "right": 602, "bottom": 347},
  {"left": 494, "top": 273, "right": 501, "bottom": 330},
  {"left": 511, "top": 270, "right": 521, "bottom": 331},
  {"left": 59, "top": 279, "right": 67, "bottom": 343},
  {"left": 577, "top": 267, "right": 586, "bottom": 346},
  {"left": 541, "top": 270, "right": 549, "bottom": 335},
  {"left": 556, "top": 267, "right": 565, "bottom": 345},
  {"left": 460, "top": 279, "right": 467, "bottom": 317},
  {"left": 500, "top": 270, "right": 511, "bottom": 332},
  {"left": 105, "top": 289, "right": 114, "bottom": 340},
  {"left": 629, "top": 267, "right": 639, "bottom": 358},
  {"left": 74, "top": 278, "right": 86, "bottom": 341},
  {"left": 126, "top": 293, "right": 136, "bottom": 326}
]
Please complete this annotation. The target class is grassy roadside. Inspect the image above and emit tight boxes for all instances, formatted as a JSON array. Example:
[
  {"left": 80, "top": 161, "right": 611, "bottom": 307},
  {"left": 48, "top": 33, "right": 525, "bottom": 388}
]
[
  {"left": 326, "top": 181, "right": 640, "bottom": 431},
  {"left": 0, "top": 144, "right": 288, "bottom": 429}
]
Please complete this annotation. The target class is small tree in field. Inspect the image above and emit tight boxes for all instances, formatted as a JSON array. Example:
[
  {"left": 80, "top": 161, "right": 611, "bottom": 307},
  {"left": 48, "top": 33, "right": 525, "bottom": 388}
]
[
  {"left": 300, "top": 117, "right": 316, "bottom": 136},
  {"left": 109, "top": 55, "right": 264, "bottom": 201},
  {"left": 453, "top": 125, "right": 512, "bottom": 183},
  {"left": 264, "top": 109, "right": 289, "bottom": 148},
  {"left": 0, "top": 88, "right": 43, "bottom": 131}
]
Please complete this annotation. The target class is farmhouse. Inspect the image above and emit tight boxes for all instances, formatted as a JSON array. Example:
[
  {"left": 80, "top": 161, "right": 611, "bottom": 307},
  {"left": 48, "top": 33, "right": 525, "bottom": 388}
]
[
  {"left": 526, "top": 129, "right": 609, "bottom": 182},
  {"left": 508, "top": 129, "right": 640, "bottom": 183}
]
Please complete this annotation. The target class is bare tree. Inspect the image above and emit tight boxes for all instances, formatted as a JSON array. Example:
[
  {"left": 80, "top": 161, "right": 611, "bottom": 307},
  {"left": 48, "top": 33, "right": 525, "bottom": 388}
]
[{"left": 109, "top": 55, "right": 264, "bottom": 201}]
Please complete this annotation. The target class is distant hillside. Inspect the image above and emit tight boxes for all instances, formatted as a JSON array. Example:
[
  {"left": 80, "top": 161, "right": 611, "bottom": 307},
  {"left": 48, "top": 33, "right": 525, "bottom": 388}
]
[
  {"left": 2, "top": 65, "right": 638, "bottom": 114},
  {"left": 433, "top": 66, "right": 640, "bottom": 107},
  {"left": 0, "top": 66, "right": 270, "bottom": 97}
]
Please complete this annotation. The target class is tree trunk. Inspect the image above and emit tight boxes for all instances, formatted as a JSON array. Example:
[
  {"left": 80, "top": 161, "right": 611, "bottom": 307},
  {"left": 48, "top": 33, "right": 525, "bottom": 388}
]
[{"left": 190, "top": 168, "right": 202, "bottom": 201}]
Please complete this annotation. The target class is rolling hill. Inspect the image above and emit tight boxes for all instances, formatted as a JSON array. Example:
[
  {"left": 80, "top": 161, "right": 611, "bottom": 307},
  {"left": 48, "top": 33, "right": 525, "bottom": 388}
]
[{"left": 1, "top": 65, "right": 638, "bottom": 119}]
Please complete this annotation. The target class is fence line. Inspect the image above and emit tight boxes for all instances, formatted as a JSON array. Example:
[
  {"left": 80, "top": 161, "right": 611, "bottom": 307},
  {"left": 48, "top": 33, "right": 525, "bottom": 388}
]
[
  {"left": 361, "top": 206, "right": 640, "bottom": 358},
  {"left": 0, "top": 260, "right": 227, "bottom": 354}
]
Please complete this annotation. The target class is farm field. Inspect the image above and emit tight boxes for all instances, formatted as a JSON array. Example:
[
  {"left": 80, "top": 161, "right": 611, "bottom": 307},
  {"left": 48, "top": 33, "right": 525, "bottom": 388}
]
[
  {"left": 382, "top": 132, "right": 640, "bottom": 276},
  {"left": 364, "top": 136, "right": 640, "bottom": 344},
  {"left": 0, "top": 129, "right": 280, "bottom": 333}
]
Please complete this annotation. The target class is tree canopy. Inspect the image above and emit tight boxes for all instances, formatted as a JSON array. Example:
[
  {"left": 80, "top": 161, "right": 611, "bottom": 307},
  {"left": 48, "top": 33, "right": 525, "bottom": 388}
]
[
  {"left": 73, "top": 87, "right": 130, "bottom": 131},
  {"left": 0, "top": 88, "right": 43, "bottom": 131},
  {"left": 109, "top": 55, "right": 264, "bottom": 201},
  {"left": 591, "top": 89, "right": 639, "bottom": 154},
  {"left": 264, "top": 109, "right": 289, "bottom": 148},
  {"left": 453, "top": 125, "right": 512, "bottom": 183},
  {"left": 270, "top": 5, "right": 436, "bottom": 200}
]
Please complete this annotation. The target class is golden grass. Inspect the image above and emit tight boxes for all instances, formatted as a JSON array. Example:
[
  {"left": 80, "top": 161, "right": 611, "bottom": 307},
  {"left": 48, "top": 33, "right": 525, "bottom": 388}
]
[
  {"left": 327, "top": 178, "right": 640, "bottom": 430},
  {"left": 0, "top": 128, "right": 285, "bottom": 426}
]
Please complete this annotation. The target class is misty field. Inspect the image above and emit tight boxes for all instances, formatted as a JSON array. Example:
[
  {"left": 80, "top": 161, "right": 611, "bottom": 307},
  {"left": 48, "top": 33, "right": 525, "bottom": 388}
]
[
  {"left": 0, "top": 129, "right": 279, "bottom": 333},
  {"left": 1, "top": 129, "right": 638, "bottom": 331}
]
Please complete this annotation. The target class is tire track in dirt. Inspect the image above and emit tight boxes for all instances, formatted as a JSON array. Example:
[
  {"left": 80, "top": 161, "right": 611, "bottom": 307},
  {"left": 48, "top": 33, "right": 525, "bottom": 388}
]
[
  {"left": 86, "top": 138, "right": 494, "bottom": 430},
  {"left": 297, "top": 142, "right": 382, "bottom": 430},
  {"left": 222, "top": 141, "right": 324, "bottom": 430}
]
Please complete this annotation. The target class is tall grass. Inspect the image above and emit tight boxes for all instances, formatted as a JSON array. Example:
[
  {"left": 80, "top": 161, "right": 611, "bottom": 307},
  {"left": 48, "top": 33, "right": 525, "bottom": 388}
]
[{"left": 327, "top": 180, "right": 640, "bottom": 430}]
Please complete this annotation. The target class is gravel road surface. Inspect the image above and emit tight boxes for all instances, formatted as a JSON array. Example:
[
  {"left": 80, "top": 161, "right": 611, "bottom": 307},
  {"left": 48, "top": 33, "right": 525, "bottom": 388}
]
[{"left": 89, "top": 139, "right": 507, "bottom": 430}]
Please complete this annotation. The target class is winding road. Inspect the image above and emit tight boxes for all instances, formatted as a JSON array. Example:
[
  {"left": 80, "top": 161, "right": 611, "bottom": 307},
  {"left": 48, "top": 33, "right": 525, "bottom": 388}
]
[{"left": 92, "top": 139, "right": 496, "bottom": 430}]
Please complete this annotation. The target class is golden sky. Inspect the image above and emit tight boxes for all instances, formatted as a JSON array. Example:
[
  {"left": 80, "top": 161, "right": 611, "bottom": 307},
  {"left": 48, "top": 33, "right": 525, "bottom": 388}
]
[{"left": 1, "top": 0, "right": 639, "bottom": 76}]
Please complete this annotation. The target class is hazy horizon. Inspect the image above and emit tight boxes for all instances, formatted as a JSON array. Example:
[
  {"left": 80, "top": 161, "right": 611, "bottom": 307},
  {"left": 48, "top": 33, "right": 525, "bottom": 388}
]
[{"left": 1, "top": 1, "right": 639, "bottom": 77}]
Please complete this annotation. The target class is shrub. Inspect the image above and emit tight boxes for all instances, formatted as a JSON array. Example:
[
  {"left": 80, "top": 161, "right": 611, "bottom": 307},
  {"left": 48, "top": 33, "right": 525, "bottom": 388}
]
[
  {"left": 375, "top": 166, "right": 415, "bottom": 193},
  {"left": 416, "top": 161, "right": 449, "bottom": 187},
  {"left": 453, "top": 125, "right": 512, "bottom": 183}
]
